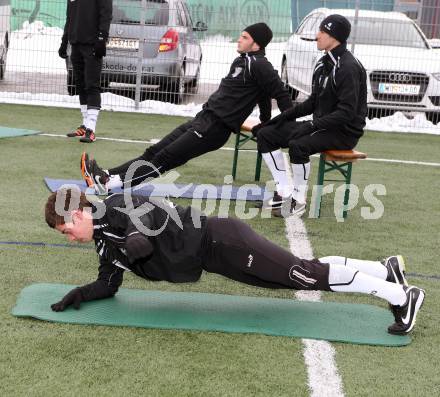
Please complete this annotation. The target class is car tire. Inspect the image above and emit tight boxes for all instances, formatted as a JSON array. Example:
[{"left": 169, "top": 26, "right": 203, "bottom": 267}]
[
  {"left": 187, "top": 65, "right": 200, "bottom": 95},
  {"left": 169, "top": 65, "right": 186, "bottom": 104},
  {"left": 426, "top": 112, "right": 440, "bottom": 125},
  {"left": 0, "top": 59, "right": 5, "bottom": 80},
  {"left": 281, "top": 58, "right": 299, "bottom": 101},
  {"left": 67, "top": 69, "right": 76, "bottom": 96}
]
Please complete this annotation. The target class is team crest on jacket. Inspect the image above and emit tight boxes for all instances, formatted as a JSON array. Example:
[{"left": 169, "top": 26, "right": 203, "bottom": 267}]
[{"left": 231, "top": 67, "right": 243, "bottom": 78}]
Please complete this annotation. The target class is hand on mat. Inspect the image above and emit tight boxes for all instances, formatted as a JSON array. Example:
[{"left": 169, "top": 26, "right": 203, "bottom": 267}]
[
  {"left": 125, "top": 233, "right": 154, "bottom": 264},
  {"left": 51, "top": 288, "right": 83, "bottom": 311}
]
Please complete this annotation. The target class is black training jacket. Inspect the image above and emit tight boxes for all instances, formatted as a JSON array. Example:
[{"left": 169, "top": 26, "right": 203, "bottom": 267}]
[
  {"left": 290, "top": 43, "right": 367, "bottom": 137},
  {"left": 62, "top": 0, "right": 112, "bottom": 45},
  {"left": 205, "top": 49, "right": 293, "bottom": 132},
  {"left": 77, "top": 194, "right": 207, "bottom": 302}
]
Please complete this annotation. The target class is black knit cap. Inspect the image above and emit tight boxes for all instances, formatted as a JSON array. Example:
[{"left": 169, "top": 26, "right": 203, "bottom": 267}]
[
  {"left": 244, "top": 22, "right": 273, "bottom": 49},
  {"left": 319, "top": 14, "right": 351, "bottom": 43}
]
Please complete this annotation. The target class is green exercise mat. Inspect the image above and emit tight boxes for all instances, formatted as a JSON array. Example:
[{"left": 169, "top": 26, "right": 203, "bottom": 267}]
[
  {"left": 12, "top": 283, "right": 410, "bottom": 346},
  {"left": 0, "top": 126, "right": 40, "bottom": 138}
]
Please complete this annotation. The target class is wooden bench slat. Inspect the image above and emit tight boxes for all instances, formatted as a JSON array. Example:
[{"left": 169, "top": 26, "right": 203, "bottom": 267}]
[{"left": 324, "top": 150, "right": 367, "bottom": 161}]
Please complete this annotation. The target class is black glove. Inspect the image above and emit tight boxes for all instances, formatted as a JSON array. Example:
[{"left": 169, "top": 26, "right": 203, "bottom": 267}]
[
  {"left": 94, "top": 32, "right": 107, "bottom": 58},
  {"left": 265, "top": 107, "right": 297, "bottom": 127},
  {"left": 125, "top": 232, "right": 154, "bottom": 264},
  {"left": 51, "top": 288, "right": 83, "bottom": 312},
  {"left": 251, "top": 123, "right": 263, "bottom": 138},
  {"left": 58, "top": 37, "right": 68, "bottom": 59}
]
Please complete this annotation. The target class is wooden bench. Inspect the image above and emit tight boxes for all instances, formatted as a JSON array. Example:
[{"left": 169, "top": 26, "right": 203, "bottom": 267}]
[
  {"left": 232, "top": 121, "right": 367, "bottom": 218},
  {"left": 232, "top": 119, "right": 261, "bottom": 181},
  {"left": 313, "top": 149, "right": 367, "bottom": 219}
]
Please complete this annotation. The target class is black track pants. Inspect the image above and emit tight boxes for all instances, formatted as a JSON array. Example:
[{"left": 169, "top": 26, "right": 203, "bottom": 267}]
[
  {"left": 202, "top": 217, "right": 330, "bottom": 291},
  {"left": 257, "top": 120, "right": 358, "bottom": 164},
  {"left": 70, "top": 44, "right": 102, "bottom": 109},
  {"left": 108, "top": 110, "right": 232, "bottom": 187}
]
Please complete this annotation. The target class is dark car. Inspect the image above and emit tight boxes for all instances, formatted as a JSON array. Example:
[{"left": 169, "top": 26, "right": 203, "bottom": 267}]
[{"left": 66, "top": 0, "right": 207, "bottom": 103}]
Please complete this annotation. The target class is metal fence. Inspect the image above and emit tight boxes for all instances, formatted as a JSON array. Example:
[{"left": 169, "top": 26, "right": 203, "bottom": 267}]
[{"left": 0, "top": 0, "right": 440, "bottom": 132}]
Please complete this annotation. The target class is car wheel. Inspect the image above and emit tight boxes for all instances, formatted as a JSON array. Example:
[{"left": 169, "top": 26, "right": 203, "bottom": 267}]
[
  {"left": 0, "top": 60, "right": 5, "bottom": 80},
  {"left": 169, "top": 66, "right": 186, "bottom": 104},
  {"left": 281, "top": 58, "right": 299, "bottom": 101},
  {"left": 67, "top": 69, "right": 76, "bottom": 96},
  {"left": 426, "top": 111, "right": 440, "bottom": 125},
  {"left": 187, "top": 65, "right": 200, "bottom": 95}
]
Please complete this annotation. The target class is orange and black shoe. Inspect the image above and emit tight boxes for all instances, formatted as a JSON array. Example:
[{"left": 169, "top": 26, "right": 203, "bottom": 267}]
[
  {"left": 80, "top": 152, "right": 109, "bottom": 194},
  {"left": 79, "top": 128, "right": 96, "bottom": 143},
  {"left": 66, "top": 124, "right": 86, "bottom": 138}
]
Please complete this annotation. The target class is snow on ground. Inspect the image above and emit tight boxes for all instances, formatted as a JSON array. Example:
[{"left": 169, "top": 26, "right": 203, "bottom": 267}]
[{"left": 2, "top": 22, "right": 440, "bottom": 135}]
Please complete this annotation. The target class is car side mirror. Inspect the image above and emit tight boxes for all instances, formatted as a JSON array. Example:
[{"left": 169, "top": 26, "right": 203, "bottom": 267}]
[{"left": 193, "top": 21, "right": 208, "bottom": 32}]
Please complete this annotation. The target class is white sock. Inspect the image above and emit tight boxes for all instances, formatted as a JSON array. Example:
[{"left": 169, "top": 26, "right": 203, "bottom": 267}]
[
  {"left": 80, "top": 105, "right": 88, "bottom": 126},
  {"left": 85, "top": 108, "right": 100, "bottom": 131},
  {"left": 291, "top": 162, "right": 310, "bottom": 204},
  {"left": 262, "top": 150, "right": 290, "bottom": 197},
  {"left": 107, "top": 174, "right": 123, "bottom": 190},
  {"left": 328, "top": 264, "right": 406, "bottom": 306},
  {"left": 320, "top": 256, "right": 388, "bottom": 280}
]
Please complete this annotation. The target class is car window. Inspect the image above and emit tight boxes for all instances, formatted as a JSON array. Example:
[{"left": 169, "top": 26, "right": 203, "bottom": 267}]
[
  {"left": 182, "top": 2, "right": 193, "bottom": 27},
  {"left": 113, "top": 0, "right": 169, "bottom": 25},
  {"left": 175, "top": 2, "right": 188, "bottom": 27},
  {"left": 347, "top": 18, "right": 428, "bottom": 49},
  {"left": 297, "top": 14, "right": 321, "bottom": 37},
  {"left": 296, "top": 16, "right": 313, "bottom": 35}
]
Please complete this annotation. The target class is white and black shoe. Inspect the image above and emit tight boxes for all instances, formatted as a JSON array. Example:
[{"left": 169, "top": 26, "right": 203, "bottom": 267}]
[
  {"left": 388, "top": 285, "right": 425, "bottom": 335},
  {"left": 263, "top": 191, "right": 286, "bottom": 210},
  {"left": 383, "top": 255, "right": 408, "bottom": 286},
  {"left": 272, "top": 197, "right": 306, "bottom": 218}
]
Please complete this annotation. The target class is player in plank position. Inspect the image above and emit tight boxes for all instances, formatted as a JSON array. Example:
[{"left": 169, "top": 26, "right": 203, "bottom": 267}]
[{"left": 45, "top": 188, "right": 425, "bottom": 335}]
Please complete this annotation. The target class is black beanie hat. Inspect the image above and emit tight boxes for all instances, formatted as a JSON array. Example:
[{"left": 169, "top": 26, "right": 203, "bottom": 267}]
[
  {"left": 319, "top": 14, "right": 351, "bottom": 43},
  {"left": 244, "top": 22, "right": 273, "bottom": 49}
]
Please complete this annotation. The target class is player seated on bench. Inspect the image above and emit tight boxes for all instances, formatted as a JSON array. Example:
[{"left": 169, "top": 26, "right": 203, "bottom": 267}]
[
  {"left": 44, "top": 188, "right": 425, "bottom": 335},
  {"left": 252, "top": 14, "right": 367, "bottom": 217}
]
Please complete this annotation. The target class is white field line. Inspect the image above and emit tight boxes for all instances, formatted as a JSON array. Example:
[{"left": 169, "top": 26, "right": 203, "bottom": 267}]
[
  {"left": 284, "top": 153, "right": 344, "bottom": 397},
  {"left": 38, "top": 134, "right": 440, "bottom": 168}
]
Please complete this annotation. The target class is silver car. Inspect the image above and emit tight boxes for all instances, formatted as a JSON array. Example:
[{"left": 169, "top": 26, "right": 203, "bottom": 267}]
[
  {"left": 282, "top": 8, "right": 440, "bottom": 123},
  {"left": 67, "top": 0, "right": 207, "bottom": 103}
]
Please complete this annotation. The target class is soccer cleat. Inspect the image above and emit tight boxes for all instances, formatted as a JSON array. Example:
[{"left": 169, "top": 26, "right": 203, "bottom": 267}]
[
  {"left": 263, "top": 191, "right": 286, "bottom": 210},
  {"left": 80, "top": 152, "right": 109, "bottom": 194},
  {"left": 66, "top": 125, "right": 86, "bottom": 138},
  {"left": 383, "top": 255, "right": 408, "bottom": 286},
  {"left": 272, "top": 197, "right": 306, "bottom": 218},
  {"left": 80, "top": 128, "right": 96, "bottom": 143},
  {"left": 388, "top": 285, "right": 425, "bottom": 335}
]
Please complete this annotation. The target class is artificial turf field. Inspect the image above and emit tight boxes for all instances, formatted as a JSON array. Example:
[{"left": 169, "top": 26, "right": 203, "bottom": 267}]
[{"left": 0, "top": 103, "right": 438, "bottom": 396}]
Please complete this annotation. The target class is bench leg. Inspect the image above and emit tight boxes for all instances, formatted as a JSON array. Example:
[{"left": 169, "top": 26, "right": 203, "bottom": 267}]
[
  {"left": 342, "top": 162, "right": 353, "bottom": 219},
  {"left": 232, "top": 133, "right": 240, "bottom": 180},
  {"left": 255, "top": 151, "right": 262, "bottom": 182},
  {"left": 312, "top": 154, "right": 326, "bottom": 218}
]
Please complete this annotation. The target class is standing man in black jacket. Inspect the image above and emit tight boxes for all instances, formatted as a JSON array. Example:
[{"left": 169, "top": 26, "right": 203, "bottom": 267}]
[
  {"left": 44, "top": 188, "right": 425, "bottom": 335},
  {"left": 255, "top": 15, "right": 367, "bottom": 217},
  {"left": 79, "top": 23, "right": 293, "bottom": 194},
  {"left": 58, "top": 0, "right": 113, "bottom": 143}
]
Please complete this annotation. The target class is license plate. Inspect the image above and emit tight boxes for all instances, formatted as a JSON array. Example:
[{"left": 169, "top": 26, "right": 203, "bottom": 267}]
[
  {"left": 107, "top": 37, "right": 139, "bottom": 50},
  {"left": 378, "top": 83, "right": 420, "bottom": 95}
]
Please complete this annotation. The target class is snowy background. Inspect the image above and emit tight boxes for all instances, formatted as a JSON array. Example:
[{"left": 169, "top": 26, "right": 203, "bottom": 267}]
[{"left": 2, "top": 21, "right": 440, "bottom": 135}]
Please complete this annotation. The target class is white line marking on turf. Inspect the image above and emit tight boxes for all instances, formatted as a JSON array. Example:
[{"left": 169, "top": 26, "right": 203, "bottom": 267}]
[
  {"left": 284, "top": 154, "right": 344, "bottom": 397},
  {"left": 38, "top": 133, "right": 440, "bottom": 167}
]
